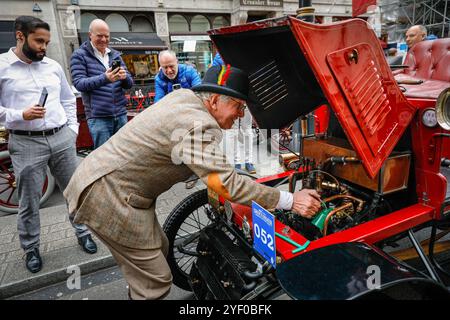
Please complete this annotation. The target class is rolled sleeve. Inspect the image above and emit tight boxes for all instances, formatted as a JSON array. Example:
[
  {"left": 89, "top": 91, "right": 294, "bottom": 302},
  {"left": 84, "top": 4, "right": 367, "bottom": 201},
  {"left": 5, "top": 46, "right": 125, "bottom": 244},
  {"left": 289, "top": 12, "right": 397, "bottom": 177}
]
[{"left": 276, "top": 191, "right": 293, "bottom": 210}]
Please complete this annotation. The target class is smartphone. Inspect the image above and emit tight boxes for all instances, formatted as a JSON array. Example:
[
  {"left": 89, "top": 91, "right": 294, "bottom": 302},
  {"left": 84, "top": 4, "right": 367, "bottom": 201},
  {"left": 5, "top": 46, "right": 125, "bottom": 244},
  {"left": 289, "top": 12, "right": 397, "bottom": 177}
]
[
  {"left": 111, "top": 60, "right": 121, "bottom": 71},
  {"left": 172, "top": 84, "right": 181, "bottom": 90},
  {"left": 38, "top": 87, "right": 48, "bottom": 107}
]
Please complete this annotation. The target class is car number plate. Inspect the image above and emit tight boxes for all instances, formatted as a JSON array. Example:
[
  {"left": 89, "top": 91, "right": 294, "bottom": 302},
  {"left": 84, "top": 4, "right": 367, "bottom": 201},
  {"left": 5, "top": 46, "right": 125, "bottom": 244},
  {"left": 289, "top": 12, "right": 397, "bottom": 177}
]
[{"left": 252, "top": 201, "right": 276, "bottom": 268}]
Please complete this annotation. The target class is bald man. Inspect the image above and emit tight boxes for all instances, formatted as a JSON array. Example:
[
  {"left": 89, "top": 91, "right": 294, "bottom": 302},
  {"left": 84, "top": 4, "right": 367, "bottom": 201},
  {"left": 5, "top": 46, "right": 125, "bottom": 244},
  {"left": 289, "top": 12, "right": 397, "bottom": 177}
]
[
  {"left": 154, "top": 50, "right": 201, "bottom": 103},
  {"left": 405, "top": 25, "right": 427, "bottom": 49},
  {"left": 70, "top": 19, "right": 134, "bottom": 149}
]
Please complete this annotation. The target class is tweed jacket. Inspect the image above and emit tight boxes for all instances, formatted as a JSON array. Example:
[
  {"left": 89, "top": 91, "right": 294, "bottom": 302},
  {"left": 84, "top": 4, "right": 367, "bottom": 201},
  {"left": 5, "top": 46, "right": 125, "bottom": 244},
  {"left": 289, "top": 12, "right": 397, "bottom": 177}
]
[{"left": 64, "top": 89, "right": 280, "bottom": 249}]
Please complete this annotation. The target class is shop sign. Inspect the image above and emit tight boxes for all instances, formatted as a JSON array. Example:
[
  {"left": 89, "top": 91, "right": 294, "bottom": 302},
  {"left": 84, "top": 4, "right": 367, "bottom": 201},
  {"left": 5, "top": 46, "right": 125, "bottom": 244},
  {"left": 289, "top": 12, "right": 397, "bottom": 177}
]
[
  {"left": 170, "top": 35, "right": 210, "bottom": 41},
  {"left": 110, "top": 36, "right": 144, "bottom": 46},
  {"left": 240, "top": 0, "right": 283, "bottom": 7}
]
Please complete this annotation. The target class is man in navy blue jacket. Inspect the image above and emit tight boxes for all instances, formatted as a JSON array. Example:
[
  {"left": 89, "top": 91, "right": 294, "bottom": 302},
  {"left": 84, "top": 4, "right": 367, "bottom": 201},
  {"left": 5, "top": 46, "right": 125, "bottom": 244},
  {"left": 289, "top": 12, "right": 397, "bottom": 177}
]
[
  {"left": 154, "top": 50, "right": 201, "bottom": 103},
  {"left": 70, "top": 19, "right": 133, "bottom": 149}
]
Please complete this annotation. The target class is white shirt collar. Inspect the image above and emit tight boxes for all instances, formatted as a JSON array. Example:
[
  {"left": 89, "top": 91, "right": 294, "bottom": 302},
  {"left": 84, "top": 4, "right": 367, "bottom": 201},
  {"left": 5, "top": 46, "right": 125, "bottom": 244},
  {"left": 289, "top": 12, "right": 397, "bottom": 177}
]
[
  {"left": 90, "top": 42, "right": 111, "bottom": 56},
  {"left": 6, "top": 47, "right": 49, "bottom": 65}
]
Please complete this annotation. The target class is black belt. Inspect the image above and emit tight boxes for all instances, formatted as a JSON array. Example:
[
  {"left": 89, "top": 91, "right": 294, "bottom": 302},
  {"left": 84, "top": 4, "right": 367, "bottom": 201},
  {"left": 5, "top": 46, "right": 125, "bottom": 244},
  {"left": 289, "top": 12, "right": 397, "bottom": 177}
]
[{"left": 9, "top": 124, "right": 66, "bottom": 137}]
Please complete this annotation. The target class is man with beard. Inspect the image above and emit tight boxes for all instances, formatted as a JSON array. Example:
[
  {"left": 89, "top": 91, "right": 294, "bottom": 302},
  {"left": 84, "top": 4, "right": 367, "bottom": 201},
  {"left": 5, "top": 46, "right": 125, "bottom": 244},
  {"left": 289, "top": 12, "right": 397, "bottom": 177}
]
[
  {"left": 154, "top": 50, "right": 201, "bottom": 103},
  {"left": 0, "top": 16, "right": 97, "bottom": 273}
]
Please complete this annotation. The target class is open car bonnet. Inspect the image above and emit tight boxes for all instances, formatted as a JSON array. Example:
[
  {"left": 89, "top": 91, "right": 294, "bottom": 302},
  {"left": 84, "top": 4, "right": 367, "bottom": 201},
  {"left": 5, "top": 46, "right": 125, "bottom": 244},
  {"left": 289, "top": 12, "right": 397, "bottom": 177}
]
[{"left": 209, "top": 16, "right": 417, "bottom": 178}]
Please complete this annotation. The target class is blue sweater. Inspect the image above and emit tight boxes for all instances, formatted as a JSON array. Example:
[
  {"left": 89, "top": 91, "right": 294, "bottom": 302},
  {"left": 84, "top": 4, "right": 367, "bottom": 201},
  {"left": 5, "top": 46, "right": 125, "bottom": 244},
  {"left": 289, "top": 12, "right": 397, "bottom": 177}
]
[
  {"left": 70, "top": 41, "right": 133, "bottom": 119},
  {"left": 212, "top": 53, "right": 224, "bottom": 67},
  {"left": 154, "top": 64, "right": 201, "bottom": 102}
]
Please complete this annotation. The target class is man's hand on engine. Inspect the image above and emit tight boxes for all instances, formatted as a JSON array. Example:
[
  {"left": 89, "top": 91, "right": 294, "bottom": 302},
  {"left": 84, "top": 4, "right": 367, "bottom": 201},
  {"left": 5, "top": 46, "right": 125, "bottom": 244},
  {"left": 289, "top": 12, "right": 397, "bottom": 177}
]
[{"left": 291, "top": 189, "right": 321, "bottom": 219}]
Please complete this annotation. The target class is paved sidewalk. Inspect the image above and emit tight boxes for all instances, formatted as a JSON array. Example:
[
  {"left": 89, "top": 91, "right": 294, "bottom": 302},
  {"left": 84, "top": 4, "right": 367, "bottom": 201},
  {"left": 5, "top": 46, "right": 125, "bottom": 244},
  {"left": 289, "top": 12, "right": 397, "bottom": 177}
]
[{"left": 0, "top": 143, "right": 282, "bottom": 299}]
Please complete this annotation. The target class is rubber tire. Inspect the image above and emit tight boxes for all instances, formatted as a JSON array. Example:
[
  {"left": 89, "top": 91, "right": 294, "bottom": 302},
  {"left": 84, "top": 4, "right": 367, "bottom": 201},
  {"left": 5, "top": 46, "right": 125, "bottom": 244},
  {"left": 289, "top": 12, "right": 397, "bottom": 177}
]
[
  {"left": 0, "top": 161, "right": 55, "bottom": 214},
  {"left": 163, "top": 189, "right": 209, "bottom": 291}
]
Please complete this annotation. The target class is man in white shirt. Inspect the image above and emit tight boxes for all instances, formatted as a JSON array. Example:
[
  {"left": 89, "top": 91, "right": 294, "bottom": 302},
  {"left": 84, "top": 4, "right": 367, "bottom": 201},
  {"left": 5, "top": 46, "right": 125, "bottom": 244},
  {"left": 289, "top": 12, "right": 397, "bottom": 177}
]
[{"left": 0, "top": 16, "right": 97, "bottom": 273}]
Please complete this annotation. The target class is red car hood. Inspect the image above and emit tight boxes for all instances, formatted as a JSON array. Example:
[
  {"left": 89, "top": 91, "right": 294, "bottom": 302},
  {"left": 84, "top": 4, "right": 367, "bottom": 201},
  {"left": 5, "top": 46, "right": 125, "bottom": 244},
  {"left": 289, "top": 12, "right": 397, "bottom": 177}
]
[{"left": 209, "top": 16, "right": 417, "bottom": 178}]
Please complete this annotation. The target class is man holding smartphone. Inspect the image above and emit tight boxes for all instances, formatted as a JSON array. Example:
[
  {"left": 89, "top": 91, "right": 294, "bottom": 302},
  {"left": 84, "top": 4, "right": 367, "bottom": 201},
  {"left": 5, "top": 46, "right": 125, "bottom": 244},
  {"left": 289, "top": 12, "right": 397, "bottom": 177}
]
[
  {"left": 70, "top": 19, "right": 133, "bottom": 149},
  {"left": 0, "top": 16, "right": 97, "bottom": 273}
]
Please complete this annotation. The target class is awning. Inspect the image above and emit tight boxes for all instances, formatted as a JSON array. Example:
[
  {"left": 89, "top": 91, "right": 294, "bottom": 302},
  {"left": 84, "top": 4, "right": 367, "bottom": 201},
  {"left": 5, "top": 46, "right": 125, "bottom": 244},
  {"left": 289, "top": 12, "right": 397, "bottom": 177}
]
[
  {"left": 0, "top": 32, "right": 15, "bottom": 54},
  {"left": 79, "top": 32, "right": 167, "bottom": 50}
]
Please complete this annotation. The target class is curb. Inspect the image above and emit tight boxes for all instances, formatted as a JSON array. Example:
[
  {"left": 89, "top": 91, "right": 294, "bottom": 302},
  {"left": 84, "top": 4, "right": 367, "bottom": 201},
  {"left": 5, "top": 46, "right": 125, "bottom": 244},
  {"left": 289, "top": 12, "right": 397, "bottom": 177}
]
[{"left": 0, "top": 255, "right": 116, "bottom": 299}]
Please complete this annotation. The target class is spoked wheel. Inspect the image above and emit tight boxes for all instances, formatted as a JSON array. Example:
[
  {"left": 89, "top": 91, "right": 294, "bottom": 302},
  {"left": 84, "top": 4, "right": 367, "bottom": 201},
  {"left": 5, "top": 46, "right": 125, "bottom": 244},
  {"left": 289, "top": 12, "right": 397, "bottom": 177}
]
[
  {"left": 0, "top": 157, "right": 55, "bottom": 214},
  {"left": 163, "top": 189, "right": 213, "bottom": 291}
]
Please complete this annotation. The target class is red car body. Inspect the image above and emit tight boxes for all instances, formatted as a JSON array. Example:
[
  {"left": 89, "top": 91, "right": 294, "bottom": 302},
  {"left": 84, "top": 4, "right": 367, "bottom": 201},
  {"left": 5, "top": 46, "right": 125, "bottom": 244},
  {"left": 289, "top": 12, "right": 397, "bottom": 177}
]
[{"left": 207, "top": 16, "right": 449, "bottom": 282}]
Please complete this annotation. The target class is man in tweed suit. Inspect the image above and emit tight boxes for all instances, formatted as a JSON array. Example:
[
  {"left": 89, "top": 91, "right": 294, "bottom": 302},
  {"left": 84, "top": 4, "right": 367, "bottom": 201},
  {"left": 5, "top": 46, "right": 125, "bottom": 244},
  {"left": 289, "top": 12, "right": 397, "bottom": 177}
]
[{"left": 64, "top": 66, "right": 321, "bottom": 300}]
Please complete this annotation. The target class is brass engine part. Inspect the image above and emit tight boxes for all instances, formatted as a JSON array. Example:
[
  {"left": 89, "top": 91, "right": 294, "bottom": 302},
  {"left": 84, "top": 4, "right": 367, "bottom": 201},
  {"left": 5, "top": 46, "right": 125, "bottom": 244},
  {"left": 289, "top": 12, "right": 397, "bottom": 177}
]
[
  {"left": 321, "top": 194, "right": 365, "bottom": 235},
  {"left": 324, "top": 194, "right": 365, "bottom": 213},
  {"left": 303, "top": 137, "right": 411, "bottom": 195},
  {"left": 323, "top": 202, "right": 353, "bottom": 236},
  {"left": 436, "top": 87, "right": 450, "bottom": 130},
  {"left": 279, "top": 153, "right": 299, "bottom": 170}
]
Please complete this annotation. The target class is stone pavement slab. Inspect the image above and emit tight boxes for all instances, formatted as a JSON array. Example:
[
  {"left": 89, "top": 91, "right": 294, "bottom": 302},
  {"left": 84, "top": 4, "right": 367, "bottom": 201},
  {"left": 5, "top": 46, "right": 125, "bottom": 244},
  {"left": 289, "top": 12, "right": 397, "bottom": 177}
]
[
  {"left": 0, "top": 141, "right": 282, "bottom": 299},
  {"left": 0, "top": 183, "right": 208, "bottom": 299}
]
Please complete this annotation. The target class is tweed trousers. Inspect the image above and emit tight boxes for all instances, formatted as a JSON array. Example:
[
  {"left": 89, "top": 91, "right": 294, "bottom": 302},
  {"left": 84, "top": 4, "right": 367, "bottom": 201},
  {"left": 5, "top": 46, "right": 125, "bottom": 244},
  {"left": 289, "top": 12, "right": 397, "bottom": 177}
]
[
  {"left": 91, "top": 227, "right": 172, "bottom": 300},
  {"left": 8, "top": 125, "right": 91, "bottom": 252}
]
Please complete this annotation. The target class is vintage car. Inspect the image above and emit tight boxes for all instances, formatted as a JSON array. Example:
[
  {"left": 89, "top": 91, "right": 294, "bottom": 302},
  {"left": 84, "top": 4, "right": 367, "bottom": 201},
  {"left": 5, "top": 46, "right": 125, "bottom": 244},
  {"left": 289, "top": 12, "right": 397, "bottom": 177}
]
[{"left": 163, "top": 15, "right": 450, "bottom": 300}]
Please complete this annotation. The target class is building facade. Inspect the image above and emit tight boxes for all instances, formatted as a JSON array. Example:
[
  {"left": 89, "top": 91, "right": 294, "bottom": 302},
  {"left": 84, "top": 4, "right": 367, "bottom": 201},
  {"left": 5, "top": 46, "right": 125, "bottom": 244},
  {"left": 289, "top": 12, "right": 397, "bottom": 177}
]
[{"left": 0, "top": 0, "right": 355, "bottom": 85}]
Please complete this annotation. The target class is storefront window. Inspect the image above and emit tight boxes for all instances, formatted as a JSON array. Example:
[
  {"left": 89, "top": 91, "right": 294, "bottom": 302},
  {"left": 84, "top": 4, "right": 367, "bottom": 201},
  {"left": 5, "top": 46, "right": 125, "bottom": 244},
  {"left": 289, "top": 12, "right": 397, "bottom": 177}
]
[
  {"left": 168, "top": 15, "right": 189, "bottom": 33},
  {"left": 105, "top": 13, "right": 129, "bottom": 32},
  {"left": 121, "top": 51, "right": 160, "bottom": 85},
  {"left": 171, "top": 39, "right": 212, "bottom": 79},
  {"left": 80, "top": 13, "right": 98, "bottom": 32},
  {"left": 212, "top": 16, "right": 229, "bottom": 29},
  {"left": 131, "top": 16, "right": 154, "bottom": 32},
  {"left": 191, "top": 15, "right": 210, "bottom": 33}
]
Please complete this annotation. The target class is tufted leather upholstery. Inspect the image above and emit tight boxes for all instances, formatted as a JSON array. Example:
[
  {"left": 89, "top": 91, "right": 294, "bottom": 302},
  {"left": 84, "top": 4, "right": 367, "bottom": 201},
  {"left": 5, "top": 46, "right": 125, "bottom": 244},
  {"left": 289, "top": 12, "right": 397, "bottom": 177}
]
[
  {"left": 394, "top": 38, "right": 449, "bottom": 99},
  {"left": 403, "top": 38, "right": 450, "bottom": 82}
]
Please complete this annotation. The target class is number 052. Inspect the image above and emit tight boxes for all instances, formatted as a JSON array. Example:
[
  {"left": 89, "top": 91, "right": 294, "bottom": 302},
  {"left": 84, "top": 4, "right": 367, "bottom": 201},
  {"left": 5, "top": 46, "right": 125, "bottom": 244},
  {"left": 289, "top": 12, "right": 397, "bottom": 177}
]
[{"left": 253, "top": 223, "right": 274, "bottom": 250}]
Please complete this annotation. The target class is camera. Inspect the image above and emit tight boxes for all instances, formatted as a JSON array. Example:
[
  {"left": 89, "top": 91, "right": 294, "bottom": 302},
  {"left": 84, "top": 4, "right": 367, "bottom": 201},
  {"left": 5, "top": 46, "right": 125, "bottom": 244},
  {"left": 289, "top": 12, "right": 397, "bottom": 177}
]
[{"left": 173, "top": 84, "right": 181, "bottom": 90}]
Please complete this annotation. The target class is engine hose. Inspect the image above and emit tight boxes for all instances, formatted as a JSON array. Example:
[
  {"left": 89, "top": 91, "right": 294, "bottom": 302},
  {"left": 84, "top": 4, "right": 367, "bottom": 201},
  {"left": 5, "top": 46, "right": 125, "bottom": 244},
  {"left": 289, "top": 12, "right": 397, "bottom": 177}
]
[
  {"left": 243, "top": 269, "right": 264, "bottom": 280},
  {"left": 242, "top": 281, "right": 258, "bottom": 292}
]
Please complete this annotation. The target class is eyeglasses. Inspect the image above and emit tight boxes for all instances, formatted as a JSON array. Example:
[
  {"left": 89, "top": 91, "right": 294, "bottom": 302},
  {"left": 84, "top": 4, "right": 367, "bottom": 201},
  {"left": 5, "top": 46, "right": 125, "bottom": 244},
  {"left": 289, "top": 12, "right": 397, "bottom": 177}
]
[{"left": 229, "top": 97, "right": 247, "bottom": 112}]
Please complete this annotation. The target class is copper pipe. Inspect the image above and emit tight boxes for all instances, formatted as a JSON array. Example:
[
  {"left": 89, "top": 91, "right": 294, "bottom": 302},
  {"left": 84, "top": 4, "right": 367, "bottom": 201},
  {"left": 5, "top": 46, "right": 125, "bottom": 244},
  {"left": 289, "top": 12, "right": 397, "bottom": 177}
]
[
  {"left": 288, "top": 173, "right": 295, "bottom": 193},
  {"left": 323, "top": 202, "right": 353, "bottom": 236},
  {"left": 300, "top": 117, "right": 308, "bottom": 136},
  {"left": 279, "top": 153, "right": 298, "bottom": 166},
  {"left": 323, "top": 194, "right": 365, "bottom": 212}
]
